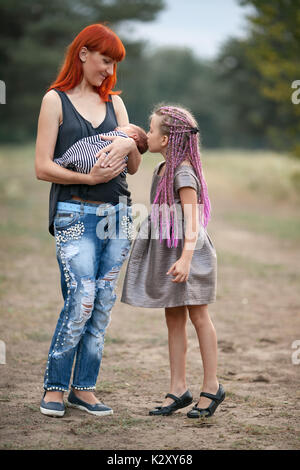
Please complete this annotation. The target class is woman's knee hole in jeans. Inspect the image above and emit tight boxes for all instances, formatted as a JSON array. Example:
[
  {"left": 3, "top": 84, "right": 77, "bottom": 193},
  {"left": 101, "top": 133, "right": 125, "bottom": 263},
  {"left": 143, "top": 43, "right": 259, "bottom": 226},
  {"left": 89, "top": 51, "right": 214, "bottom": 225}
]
[
  {"left": 101, "top": 243, "right": 131, "bottom": 284},
  {"left": 102, "top": 266, "right": 121, "bottom": 283},
  {"left": 53, "top": 276, "right": 97, "bottom": 356},
  {"left": 80, "top": 276, "right": 96, "bottom": 320},
  {"left": 95, "top": 280, "right": 117, "bottom": 315}
]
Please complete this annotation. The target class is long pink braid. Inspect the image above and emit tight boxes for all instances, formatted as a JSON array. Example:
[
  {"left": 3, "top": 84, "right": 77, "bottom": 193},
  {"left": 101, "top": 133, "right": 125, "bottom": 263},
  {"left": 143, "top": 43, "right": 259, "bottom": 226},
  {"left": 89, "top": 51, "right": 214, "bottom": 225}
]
[{"left": 151, "top": 105, "right": 211, "bottom": 248}]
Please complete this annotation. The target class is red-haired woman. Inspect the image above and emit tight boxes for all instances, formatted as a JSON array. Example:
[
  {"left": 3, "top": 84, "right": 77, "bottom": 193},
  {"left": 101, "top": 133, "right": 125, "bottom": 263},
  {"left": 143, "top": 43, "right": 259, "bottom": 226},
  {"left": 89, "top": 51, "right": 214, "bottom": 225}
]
[{"left": 35, "top": 24, "right": 141, "bottom": 417}]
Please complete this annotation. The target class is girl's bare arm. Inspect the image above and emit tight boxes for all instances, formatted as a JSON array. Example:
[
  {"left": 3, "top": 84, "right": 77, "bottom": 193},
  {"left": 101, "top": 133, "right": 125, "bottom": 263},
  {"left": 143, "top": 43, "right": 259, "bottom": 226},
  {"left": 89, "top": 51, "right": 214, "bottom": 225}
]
[
  {"left": 179, "top": 186, "right": 200, "bottom": 260},
  {"left": 166, "top": 186, "right": 199, "bottom": 283}
]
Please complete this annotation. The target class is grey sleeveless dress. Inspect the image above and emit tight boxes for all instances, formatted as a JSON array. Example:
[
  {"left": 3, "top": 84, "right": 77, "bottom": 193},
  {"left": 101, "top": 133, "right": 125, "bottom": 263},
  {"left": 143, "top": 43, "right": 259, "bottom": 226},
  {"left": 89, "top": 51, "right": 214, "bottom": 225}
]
[{"left": 121, "top": 161, "right": 217, "bottom": 308}]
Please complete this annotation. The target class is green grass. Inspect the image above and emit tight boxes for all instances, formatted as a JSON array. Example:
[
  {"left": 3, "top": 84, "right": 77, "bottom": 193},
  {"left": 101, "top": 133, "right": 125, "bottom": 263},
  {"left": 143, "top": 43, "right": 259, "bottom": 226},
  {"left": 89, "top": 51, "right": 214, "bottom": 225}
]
[
  {"left": 105, "top": 335, "right": 126, "bottom": 345},
  {"left": 218, "top": 250, "right": 282, "bottom": 272},
  {"left": 223, "top": 211, "right": 300, "bottom": 241},
  {"left": 1, "top": 143, "right": 300, "bottom": 290},
  {"left": 204, "top": 149, "right": 300, "bottom": 203},
  {"left": 25, "top": 331, "right": 52, "bottom": 342},
  {"left": 217, "top": 250, "right": 300, "bottom": 284},
  {"left": 2, "top": 144, "right": 300, "bottom": 210}
]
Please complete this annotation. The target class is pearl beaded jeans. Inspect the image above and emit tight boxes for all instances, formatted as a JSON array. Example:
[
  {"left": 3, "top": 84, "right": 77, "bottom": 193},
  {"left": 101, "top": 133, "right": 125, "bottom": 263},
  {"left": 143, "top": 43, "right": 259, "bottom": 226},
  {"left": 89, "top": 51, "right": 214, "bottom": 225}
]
[{"left": 43, "top": 199, "right": 132, "bottom": 392}]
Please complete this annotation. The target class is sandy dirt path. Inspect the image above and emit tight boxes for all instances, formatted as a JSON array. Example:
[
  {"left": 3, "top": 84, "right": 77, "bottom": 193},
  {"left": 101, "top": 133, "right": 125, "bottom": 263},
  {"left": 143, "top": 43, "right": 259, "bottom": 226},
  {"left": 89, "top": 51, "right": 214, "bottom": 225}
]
[{"left": 0, "top": 151, "right": 299, "bottom": 450}]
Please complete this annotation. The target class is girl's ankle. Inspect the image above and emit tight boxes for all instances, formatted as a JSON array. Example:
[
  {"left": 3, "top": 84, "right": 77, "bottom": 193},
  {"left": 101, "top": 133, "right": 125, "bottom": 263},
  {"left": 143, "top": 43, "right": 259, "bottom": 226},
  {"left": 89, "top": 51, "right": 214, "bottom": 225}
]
[
  {"left": 201, "top": 379, "right": 219, "bottom": 392},
  {"left": 170, "top": 385, "right": 188, "bottom": 396}
]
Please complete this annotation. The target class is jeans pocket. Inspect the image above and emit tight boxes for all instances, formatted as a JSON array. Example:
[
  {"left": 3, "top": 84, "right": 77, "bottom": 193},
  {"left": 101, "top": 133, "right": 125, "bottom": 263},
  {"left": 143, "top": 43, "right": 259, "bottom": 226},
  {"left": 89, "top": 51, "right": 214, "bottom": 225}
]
[{"left": 54, "top": 211, "right": 80, "bottom": 230}]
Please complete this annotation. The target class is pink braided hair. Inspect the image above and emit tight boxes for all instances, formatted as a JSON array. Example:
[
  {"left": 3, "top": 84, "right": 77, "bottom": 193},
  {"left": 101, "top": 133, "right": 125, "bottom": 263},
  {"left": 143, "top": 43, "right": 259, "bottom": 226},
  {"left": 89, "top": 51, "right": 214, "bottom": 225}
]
[{"left": 150, "top": 104, "right": 211, "bottom": 248}]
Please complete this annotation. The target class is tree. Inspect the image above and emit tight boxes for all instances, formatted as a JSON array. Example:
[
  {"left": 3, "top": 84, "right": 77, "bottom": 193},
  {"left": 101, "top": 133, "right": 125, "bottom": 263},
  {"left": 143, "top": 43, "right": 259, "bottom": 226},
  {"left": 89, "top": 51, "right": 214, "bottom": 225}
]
[
  {"left": 239, "top": 0, "right": 300, "bottom": 156},
  {"left": 0, "top": 0, "right": 165, "bottom": 142},
  {"left": 215, "top": 37, "right": 279, "bottom": 149},
  {"left": 120, "top": 47, "right": 224, "bottom": 148}
]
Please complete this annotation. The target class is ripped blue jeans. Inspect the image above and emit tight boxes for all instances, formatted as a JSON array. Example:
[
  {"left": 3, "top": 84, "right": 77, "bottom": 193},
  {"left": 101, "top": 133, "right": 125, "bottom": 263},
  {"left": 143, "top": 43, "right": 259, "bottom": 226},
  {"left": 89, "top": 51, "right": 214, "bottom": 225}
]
[{"left": 43, "top": 199, "right": 132, "bottom": 392}]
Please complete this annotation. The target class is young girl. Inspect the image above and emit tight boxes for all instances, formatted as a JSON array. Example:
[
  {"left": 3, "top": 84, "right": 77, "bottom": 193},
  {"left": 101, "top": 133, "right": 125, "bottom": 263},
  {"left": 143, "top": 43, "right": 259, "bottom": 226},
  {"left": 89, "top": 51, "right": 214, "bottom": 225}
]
[{"left": 121, "top": 104, "right": 225, "bottom": 418}]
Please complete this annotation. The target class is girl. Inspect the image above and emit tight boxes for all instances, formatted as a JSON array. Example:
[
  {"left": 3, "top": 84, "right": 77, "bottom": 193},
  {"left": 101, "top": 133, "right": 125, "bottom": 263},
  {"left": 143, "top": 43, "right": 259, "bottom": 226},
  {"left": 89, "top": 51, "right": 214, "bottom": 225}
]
[
  {"left": 35, "top": 24, "right": 141, "bottom": 417},
  {"left": 121, "top": 104, "right": 225, "bottom": 418}
]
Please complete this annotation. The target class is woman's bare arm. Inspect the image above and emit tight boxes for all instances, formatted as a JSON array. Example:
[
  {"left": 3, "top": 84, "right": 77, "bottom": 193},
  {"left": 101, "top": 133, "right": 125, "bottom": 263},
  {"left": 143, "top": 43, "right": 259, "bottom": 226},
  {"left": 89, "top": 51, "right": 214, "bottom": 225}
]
[
  {"left": 35, "top": 91, "right": 126, "bottom": 185},
  {"left": 107, "top": 95, "right": 142, "bottom": 175}
]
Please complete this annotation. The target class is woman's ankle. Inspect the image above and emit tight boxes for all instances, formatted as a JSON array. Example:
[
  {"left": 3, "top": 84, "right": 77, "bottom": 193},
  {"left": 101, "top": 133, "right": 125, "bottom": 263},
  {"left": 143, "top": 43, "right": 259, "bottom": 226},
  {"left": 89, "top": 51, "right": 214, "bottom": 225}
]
[
  {"left": 44, "top": 390, "right": 64, "bottom": 403},
  {"left": 72, "top": 389, "right": 99, "bottom": 404}
]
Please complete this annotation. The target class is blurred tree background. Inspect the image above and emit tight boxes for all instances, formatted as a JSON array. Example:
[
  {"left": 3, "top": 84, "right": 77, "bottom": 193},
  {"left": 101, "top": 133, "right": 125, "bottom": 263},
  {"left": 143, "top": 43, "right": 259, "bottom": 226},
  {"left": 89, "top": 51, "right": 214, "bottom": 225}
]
[
  {"left": 239, "top": 0, "right": 300, "bottom": 156},
  {"left": 0, "top": 0, "right": 164, "bottom": 141},
  {"left": 0, "top": 0, "right": 299, "bottom": 156}
]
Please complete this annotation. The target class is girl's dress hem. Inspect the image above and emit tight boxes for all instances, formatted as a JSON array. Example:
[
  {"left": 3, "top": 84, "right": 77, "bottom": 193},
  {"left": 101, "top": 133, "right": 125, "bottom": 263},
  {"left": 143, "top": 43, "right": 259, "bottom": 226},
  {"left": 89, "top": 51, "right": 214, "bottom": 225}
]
[{"left": 120, "top": 297, "right": 217, "bottom": 308}]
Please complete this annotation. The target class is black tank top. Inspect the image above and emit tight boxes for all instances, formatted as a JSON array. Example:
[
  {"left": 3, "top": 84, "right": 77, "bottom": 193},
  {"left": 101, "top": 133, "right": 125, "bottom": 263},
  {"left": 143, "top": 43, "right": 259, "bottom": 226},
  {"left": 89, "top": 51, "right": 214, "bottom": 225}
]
[{"left": 48, "top": 89, "right": 132, "bottom": 236}]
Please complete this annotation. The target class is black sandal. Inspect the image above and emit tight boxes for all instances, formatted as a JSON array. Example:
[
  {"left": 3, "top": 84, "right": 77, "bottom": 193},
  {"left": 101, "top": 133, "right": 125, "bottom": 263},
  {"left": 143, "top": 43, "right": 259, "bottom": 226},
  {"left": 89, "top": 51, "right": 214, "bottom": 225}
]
[
  {"left": 149, "top": 390, "right": 193, "bottom": 416},
  {"left": 187, "top": 384, "right": 225, "bottom": 418}
]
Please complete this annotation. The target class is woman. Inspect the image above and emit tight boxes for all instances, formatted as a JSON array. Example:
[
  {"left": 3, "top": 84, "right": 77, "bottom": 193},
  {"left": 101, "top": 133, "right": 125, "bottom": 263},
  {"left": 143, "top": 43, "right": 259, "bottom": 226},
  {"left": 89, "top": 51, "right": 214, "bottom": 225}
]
[{"left": 35, "top": 24, "right": 141, "bottom": 417}]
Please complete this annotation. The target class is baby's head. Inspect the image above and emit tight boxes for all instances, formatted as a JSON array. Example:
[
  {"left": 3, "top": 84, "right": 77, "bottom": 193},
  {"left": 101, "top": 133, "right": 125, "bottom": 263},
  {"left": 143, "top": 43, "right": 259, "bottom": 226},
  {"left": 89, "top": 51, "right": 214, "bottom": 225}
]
[{"left": 116, "top": 124, "right": 148, "bottom": 154}]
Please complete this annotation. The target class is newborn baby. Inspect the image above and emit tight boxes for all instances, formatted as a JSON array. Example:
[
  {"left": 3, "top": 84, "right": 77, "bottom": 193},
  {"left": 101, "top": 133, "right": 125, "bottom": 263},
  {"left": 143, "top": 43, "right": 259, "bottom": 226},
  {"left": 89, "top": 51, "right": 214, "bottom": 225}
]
[{"left": 55, "top": 123, "right": 148, "bottom": 177}]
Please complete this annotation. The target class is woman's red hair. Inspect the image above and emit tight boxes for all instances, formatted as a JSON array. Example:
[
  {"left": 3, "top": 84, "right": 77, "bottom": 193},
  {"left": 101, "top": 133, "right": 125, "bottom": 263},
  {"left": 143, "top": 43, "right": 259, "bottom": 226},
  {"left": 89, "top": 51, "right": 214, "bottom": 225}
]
[{"left": 47, "top": 23, "right": 126, "bottom": 101}]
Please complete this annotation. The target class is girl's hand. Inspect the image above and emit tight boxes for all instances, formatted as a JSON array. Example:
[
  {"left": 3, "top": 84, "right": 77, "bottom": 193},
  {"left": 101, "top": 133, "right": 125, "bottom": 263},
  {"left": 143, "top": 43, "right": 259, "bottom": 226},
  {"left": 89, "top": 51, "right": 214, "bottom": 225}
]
[
  {"left": 166, "top": 257, "right": 191, "bottom": 283},
  {"left": 96, "top": 135, "right": 135, "bottom": 168},
  {"left": 88, "top": 156, "right": 127, "bottom": 185}
]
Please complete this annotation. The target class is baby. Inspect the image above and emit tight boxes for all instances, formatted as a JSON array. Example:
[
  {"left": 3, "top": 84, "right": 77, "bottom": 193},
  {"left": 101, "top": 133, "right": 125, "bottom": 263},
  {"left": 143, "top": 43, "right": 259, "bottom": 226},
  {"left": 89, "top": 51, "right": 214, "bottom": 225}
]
[{"left": 55, "top": 124, "right": 148, "bottom": 177}]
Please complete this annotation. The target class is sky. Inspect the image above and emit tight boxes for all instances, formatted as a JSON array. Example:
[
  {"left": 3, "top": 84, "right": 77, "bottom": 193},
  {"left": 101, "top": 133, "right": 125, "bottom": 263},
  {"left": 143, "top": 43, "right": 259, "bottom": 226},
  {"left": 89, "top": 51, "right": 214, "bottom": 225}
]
[{"left": 122, "top": 0, "right": 254, "bottom": 59}]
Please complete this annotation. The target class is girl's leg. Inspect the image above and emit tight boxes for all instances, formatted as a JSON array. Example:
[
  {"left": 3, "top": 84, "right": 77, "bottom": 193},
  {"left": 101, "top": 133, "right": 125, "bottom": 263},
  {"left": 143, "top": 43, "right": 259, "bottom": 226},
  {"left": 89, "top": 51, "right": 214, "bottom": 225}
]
[
  {"left": 188, "top": 304, "right": 219, "bottom": 408},
  {"left": 162, "top": 306, "right": 188, "bottom": 406}
]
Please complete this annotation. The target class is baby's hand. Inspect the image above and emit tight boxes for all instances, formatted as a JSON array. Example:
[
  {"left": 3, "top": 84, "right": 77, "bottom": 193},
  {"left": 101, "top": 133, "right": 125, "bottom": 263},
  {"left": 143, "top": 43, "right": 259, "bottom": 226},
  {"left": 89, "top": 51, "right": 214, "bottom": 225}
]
[{"left": 166, "top": 257, "right": 191, "bottom": 283}]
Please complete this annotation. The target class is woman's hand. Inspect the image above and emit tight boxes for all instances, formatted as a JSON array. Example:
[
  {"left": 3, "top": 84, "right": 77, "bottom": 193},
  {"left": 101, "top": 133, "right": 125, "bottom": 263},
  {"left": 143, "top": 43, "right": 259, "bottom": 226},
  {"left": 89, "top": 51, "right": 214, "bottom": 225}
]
[
  {"left": 88, "top": 155, "right": 127, "bottom": 185},
  {"left": 96, "top": 135, "right": 135, "bottom": 168},
  {"left": 166, "top": 257, "right": 191, "bottom": 283}
]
